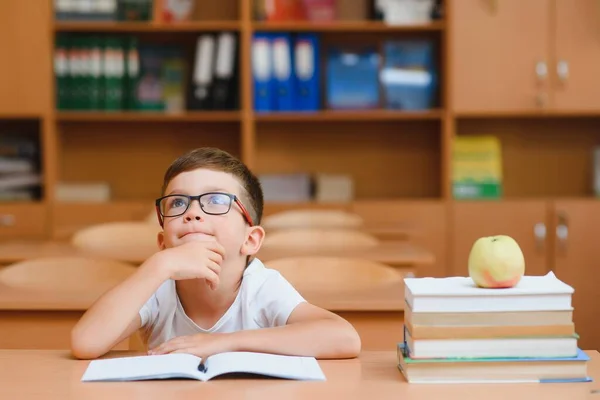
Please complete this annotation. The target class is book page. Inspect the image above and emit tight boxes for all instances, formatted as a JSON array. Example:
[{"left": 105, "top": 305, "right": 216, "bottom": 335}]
[
  {"left": 204, "top": 352, "right": 326, "bottom": 381},
  {"left": 81, "top": 353, "right": 204, "bottom": 382}
]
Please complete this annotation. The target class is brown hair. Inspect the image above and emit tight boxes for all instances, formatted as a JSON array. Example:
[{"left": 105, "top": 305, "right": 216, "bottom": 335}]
[{"left": 161, "top": 147, "right": 264, "bottom": 225}]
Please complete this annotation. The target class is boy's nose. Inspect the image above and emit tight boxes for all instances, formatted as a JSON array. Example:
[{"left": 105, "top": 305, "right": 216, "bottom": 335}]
[{"left": 184, "top": 200, "right": 204, "bottom": 222}]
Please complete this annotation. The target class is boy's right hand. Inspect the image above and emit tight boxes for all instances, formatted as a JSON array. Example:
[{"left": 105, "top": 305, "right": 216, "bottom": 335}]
[{"left": 158, "top": 240, "right": 225, "bottom": 289}]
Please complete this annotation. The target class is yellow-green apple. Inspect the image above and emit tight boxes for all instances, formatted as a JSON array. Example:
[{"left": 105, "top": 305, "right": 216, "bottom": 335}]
[{"left": 468, "top": 235, "right": 525, "bottom": 288}]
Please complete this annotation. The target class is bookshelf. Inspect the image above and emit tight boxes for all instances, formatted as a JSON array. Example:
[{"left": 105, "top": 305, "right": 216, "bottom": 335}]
[{"left": 2, "top": 0, "right": 600, "bottom": 351}]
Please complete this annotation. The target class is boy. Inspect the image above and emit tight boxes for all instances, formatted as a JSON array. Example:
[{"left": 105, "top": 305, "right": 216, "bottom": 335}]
[{"left": 71, "top": 147, "right": 361, "bottom": 360}]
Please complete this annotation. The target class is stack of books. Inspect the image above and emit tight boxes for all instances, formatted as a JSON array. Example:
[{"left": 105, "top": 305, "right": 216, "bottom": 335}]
[{"left": 398, "top": 272, "right": 591, "bottom": 384}]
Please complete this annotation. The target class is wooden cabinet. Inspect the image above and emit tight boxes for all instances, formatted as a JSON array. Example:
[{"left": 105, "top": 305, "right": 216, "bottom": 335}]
[
  {"left": 0, "top": 204, "right": 47, "bottom": 239},
  {"left": 451, "top": 201, "right": 551, "bottom": 277},
  {"left": 450, "top": 0, "right": 551, "bottom": 112},
  {"left": 553, "top": 0, "right": 600, "bottom": 111},
  {"left": 451, "top": 0, "right": 600, "bottom": 113},
  {"left": 452, "top": 200, "right": 600, "bottom": 350},
  {"left": 553, "top": 200, "right": 600, "bottom": 350},
  {"left": 0, "top": 1, "right": 51, "bottom": 116}
]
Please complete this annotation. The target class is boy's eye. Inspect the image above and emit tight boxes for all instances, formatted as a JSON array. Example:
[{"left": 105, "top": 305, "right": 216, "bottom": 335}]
[
  {"left": 205, "top": 194, "right": 229, "bottom": 205},
  {"left": 170, "top": 197, "right": 187, "bottom": 209}
]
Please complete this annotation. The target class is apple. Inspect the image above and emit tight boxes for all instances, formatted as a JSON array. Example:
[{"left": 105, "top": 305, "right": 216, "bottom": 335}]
[{"left": 468, "top": 235, "right": 525, "bottom": 288}]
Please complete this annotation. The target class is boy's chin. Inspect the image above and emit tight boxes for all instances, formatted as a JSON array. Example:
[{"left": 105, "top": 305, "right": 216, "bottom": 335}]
[{"left": 179, "top": 233, "right": 215, "bottom": 243}]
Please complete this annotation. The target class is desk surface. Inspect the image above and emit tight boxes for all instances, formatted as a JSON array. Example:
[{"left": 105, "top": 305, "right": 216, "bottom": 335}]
[
  {"left": 0, "top": 281, "right": 405, "bottom": 312},
  {"left": 257, "top": 241, "right": 435, "bottom": 266},
  {"left": 0, "top": 240, "right": 434, "bottom": 267},
  {"left": 0, "top": 350, "right": 597, "bottom": 399}
]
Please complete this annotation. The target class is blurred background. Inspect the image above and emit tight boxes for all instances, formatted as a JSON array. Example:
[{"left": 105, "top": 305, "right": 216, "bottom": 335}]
[{"left": 0, "top": 0, "right": 598, "bottom": 353}]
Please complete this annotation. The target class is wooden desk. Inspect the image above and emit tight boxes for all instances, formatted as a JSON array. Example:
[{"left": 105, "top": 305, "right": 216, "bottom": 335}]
[
  {"left": 0, "top": 240, "right": 435, "bottom": 269},
  {"left": 0, "top": 350, "right": 598, "bottom": 399},
  {"left": 257, "top": 241, "right": 435, "bottom": 269},
  {"left": 0, "top": 281, "right": 404, "bottom": 351},
  {"left": 0, "top": 241, "right": 83, "bottom": 265},
  {"left": 0, "top": 283, "right": 135, "bottom": 350}
]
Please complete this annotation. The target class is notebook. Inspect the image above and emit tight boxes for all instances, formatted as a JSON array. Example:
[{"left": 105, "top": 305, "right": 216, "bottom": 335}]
[
  {"left": 404, "top": 271, "right": 574, "bottom": 313},
  {"left": 81, "top": 351, "right": 326, "bottom": 382}
]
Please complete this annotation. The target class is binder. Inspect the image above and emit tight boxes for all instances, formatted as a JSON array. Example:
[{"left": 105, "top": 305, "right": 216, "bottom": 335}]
[
  {"left": 271, "top": 33, "right": 295, "bottom": 111},
  {"left": 252, "top": 33, "right": 274, "bottom": 112},
  {"left": 294, "top": 33, "right": 320, "bottom": 111},
  {"left": 212, "top": 32, "right": 238, "bottom": 110},
  {"left": 189, "top": 34, "right": 215, "bottom": 110},
  {"left": 54, "top": 34, "right": 70, "bottom": 110},
  {"left": 124, "top": 36, "right": 140, "bottom": 110}
]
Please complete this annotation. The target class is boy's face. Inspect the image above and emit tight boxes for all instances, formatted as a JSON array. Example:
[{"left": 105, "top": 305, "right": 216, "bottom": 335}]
[{"left": 157, "top": 168, "right": 264, "bottom": 263}]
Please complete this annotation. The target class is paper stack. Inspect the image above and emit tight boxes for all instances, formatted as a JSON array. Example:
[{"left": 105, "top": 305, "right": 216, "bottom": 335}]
[{"left": 398, "top": 272, "right": 591, "bottom": 383}]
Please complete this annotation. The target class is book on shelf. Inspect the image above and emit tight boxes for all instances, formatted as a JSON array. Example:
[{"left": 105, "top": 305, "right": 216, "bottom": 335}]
[
  {"left": 452, "top": 135, "right": 503, "bottom": 200},
  {"left": 81, "top": 351, "right": 326, "bottom": 382}
]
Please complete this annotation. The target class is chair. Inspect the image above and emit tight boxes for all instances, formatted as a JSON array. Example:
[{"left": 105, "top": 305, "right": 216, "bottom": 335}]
[
  {"left": 262, "top": 209, "right": 364, "bottom": 230},
  {"left": 262, "top": 228, "right": 379, "bottom": 249},
  {"left": 71, "top": 221, "right": 160, "bottom": 264},
  {"left": 0, "top": 256, "right": 137, "bottom": 293},
  {"left": 266, "top": 256, "right": 403, "bottom": 293},
  {"left": 0, "top": 256, "right": 143, "bottom": 351}
]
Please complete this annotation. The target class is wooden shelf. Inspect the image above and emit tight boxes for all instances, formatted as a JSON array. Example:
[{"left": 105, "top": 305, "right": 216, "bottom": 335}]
[
  {"left": 252, "top": 20, "right": 445, "bottom": 32},
  {"left": 254, "top": 109, "right": 444, "bottom": 122},
  {"left": 454, "top": 110, "right": 600, "bottom": 119},
  {"left": 54, "top": 21, "right": 241, "bottom": 32},
  {"left": 55, "top": 111, "right": 242, "bottom": 122}
]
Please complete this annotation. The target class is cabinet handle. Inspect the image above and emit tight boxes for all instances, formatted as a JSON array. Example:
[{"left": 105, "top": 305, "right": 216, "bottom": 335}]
[
  {"left": 489, "top": 0, "right": 498, "bottom": 13},
  {"left": 556, "top": 211, "right": 569, "bottom": 252},
  {"left": 536, "top": 61, "right": 548, "bottom": 82},
  {"left": 557, "top": 60, "right": 569, "bottom": 82},
  {"left": 534, "top": 222, "right": 546, "bottom": 252},
  {"left": 0, "top": 214, "right": 15, "bottom": 227},
  {"left": 536, "top": 92, "right": 548, "bottom": 107}
]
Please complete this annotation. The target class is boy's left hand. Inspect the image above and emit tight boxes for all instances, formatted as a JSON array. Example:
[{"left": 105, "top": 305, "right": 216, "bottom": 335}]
[{"left": 148, "top": 333, "right": 232, "bottom": 358}]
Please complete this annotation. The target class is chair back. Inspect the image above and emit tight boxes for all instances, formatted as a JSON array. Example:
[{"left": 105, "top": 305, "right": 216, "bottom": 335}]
[
  {"left": 71, "top": 221, "right": 159, "bottom": 263},
  {"left": 0, "top": 256, "right": 137, "bottom": 293},
  {"left": 266, "top": 256, "right": 403, "bottom": 293},
  {"left": 262, "top": 209, "right": 363, "bottom": 230},
  {"left": 262, "top": 228, "right": 379, "bottom": 249}
]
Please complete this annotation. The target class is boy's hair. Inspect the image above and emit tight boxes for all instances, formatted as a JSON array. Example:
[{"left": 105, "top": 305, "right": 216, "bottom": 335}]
[{"left": 162, "top": 147, "right": 264, "bottom": 225}]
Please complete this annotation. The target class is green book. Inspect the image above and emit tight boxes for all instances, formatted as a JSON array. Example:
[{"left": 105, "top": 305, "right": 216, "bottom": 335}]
[
  {"left": 54, "top": 34, "right": 70, "bottom": 110},
  {"left": 103, "top": 37, "right": 125, "bottom": 111}
]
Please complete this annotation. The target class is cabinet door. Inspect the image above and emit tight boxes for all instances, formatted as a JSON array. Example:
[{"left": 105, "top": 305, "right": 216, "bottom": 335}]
[
  {"left": 0, "top": 1, "right": 51, "bottom": 115},
  {"left": 553, "top": 0, "right": 600, "bottom": 111},
  {"left": 450, "top": 0, "right": 551, "bottom": 112},
  {"left": 553, "top": 201, "right": 600, "bottom": 351},
  {"left": 451, "top": 201, "right": 550, "bottom": 277}
]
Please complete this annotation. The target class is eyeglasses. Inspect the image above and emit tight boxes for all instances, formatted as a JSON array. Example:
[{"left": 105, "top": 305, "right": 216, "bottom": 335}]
[{"left": 155, "top": 192, "right": 254, "bottom": 227}]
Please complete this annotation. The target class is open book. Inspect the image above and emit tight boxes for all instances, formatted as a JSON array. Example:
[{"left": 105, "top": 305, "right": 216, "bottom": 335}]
[{"left": 81, "top": 351, "right": 327, "bottom": 382}]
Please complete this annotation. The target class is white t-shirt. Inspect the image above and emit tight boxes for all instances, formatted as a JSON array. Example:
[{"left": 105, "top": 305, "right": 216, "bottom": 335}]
[{"left": 138, "top": 258, "right": 306, "bottom": 350}]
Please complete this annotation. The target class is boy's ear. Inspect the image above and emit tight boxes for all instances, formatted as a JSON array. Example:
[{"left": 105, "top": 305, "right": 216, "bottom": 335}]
[
  {"left": 157, "top": 231, "right": 166, "bottom": 250},
  {"left": 241, "top": 225, "right": 265, "bottom": 256}
]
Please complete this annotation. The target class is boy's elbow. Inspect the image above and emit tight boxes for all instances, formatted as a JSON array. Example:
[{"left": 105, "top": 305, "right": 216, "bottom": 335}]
[
  {"left": 343, "top": 326, "right": 362, "bottom": 358},
  {"left": 332, "top": 320, "right": 361, "bottom": 359},
  {"left": 70, "top": 328, "right": 106, "bottom": 360}
]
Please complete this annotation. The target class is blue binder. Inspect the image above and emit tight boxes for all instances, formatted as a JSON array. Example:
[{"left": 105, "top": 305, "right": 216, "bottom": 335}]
[
  {"left": 252, "top": 32, "right": 274, "bottom": 112},
  {"left": 294, "top": 33, "right": 320, "bottom": 111},
  {"left": 271, "top": 33, "right": 295, "bottom": 111}
]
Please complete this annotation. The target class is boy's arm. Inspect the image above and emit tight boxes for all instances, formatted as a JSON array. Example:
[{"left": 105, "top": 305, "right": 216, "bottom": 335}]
[
  {"left": 231, "top": 303, "right": 362, "bottom": 358},
  {"left": 70, "top": 256, "right": 169, "bottom": 360},
  {"left": 71, "top": 240, "right": 224, "bottom": 359},
  {"left": 150, "top": 303, "right": 362, "bottom": 359}
]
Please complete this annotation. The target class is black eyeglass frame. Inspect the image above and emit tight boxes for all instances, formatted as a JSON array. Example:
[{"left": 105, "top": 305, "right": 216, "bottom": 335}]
[{"left": 155, "top": 192, "right": 254, "bottom": 228}]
